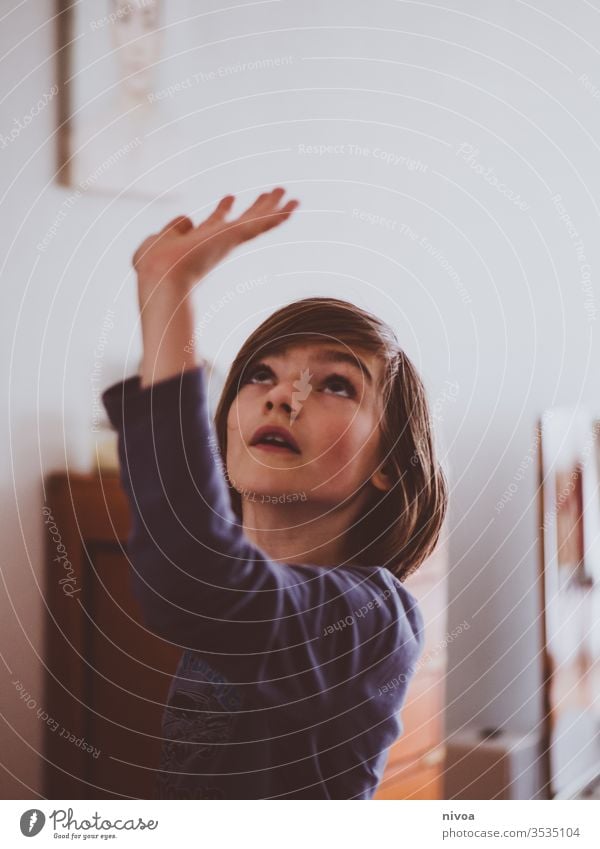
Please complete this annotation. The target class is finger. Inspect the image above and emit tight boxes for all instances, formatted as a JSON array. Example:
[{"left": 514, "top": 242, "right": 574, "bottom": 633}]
[
  {"left": 258, "top": 197, "right": 298, "bottom": 220},
  {"left": 257, "top": 187, "right": 287, "bottom": 209},
  {"left": 239, "top": 187, "right": 286, "bottom": 219},
  {"left": 259, "top": 199, "right": 299, "bottom": 230},
  {"left": 159, "top": 215, "right": 194, "bottom": 236},
  {"left": 204, "top": 195, "right": 235, "bottom": 225},
  {"left": 241, "top": 192, "right": 270, "bottom": 216},
  {"left": 237, "top": 198, "right": 299, "bottom": 240}
]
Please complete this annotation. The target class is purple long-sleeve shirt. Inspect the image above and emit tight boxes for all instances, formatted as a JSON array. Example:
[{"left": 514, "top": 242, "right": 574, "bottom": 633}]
[{"left": 102, "top": 364, "right": 425, "bottom": 799}]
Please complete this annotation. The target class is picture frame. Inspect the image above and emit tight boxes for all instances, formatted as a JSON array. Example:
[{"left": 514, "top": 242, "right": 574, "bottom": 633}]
[
  {"left": 538, "top": 407, "right": 600, "bottom": 798},
  {"left": 56, "top": 0, "right": 192, "bottom": 199}
]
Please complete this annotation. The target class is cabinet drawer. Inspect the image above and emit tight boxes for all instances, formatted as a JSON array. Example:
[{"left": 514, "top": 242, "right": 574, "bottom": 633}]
[
  {"left": 375, "top": 747, "right": 445, "bottom": 800},
  {"left": 390, "top": 667, "right": 445, "bottom": 763}
]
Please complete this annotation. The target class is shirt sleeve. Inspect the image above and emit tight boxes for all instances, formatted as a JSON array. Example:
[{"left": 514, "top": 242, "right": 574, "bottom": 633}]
[{"left": 101, "top": 365, "right": 424, "bottom": 708}]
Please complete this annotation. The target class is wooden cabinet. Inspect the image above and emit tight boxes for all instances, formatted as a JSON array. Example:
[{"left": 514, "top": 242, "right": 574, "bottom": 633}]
[
  {"left": 375, "top": 747, "right": 446, "bottom": 799},
  {"left": 374, "top": 538, "right": 449, "bottom": 799},
  {"left": 44, "top": 472, "right": 447, "bottom": 799},
  {"left": 43, "top": 472, "right": 181, "bottom": 799}
]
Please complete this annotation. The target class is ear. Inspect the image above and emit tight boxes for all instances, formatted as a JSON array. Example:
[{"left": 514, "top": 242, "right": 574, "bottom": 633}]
[{"left": 370, "top": 463, "right": 393, "bottom": 493}]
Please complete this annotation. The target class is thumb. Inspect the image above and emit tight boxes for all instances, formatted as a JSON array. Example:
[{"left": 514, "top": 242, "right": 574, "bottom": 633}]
[{"left": 159, "top": 215, "right": 194, "bottom": 235}]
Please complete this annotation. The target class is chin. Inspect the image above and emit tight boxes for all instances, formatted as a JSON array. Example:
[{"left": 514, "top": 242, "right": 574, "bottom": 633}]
[
  {"left": 244, "top": 475, "right": 294, "bottom": 494},
  {"left": 233, "top": 467, "right": 300, "bottom": 496}
]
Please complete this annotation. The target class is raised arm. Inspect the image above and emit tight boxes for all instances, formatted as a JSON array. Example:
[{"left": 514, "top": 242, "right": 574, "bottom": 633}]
[{"left": 133, "top": 188, "right": 299, "bottom": 387}]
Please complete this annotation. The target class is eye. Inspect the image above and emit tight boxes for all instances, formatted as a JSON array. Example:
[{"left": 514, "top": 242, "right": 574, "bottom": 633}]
[
  {"left": 240, "top": 364, "right": 357, "bottom": 398},
  {"left": 242, "top": 363, "right": 274, "bottom": 385},
  {"left": 321, "top": 373, "right": 356, "bottom": 398}
]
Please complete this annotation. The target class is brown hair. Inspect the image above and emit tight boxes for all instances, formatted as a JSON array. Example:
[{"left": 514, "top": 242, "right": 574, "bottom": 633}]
[{"left": 213, "top": 297, "right": 448, "bottom": 581}]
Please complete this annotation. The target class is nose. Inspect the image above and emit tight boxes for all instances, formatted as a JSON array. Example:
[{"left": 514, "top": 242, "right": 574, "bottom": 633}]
[{"left": 264, "top": 381, "right": 295, "bottom": 416}]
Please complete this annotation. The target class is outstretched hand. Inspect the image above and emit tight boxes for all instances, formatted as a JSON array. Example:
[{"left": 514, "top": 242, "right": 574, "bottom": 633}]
[{"left": 133, "top": 187, "right": 299, "bottom": 291}]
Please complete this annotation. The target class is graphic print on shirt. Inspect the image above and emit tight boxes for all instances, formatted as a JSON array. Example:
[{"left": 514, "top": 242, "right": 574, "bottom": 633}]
[{"left": 157, "top": 650, "right": 243, "bottom": 799}]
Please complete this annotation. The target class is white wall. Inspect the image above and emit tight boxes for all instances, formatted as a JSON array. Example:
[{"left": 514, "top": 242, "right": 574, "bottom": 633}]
[{"left": 2, "top": 0, "right": 600, "bottom": 797}]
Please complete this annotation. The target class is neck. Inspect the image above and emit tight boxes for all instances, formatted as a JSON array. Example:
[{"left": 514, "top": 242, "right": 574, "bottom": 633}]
[{"left": 241, "top": 488, "right": 372, "bottom": 568}]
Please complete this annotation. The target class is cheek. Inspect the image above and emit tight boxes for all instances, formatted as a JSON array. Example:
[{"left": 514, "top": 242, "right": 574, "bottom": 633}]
[
  {"left": 317, "top": 414, "right": 380, "bottom": 470},
  {"left": 226, "top": 394, "right": 246, "bottom": 431},
  {"left": 226, "top": 400, "right": 243, "bottom": 453},
  {"left": 225, "top": 395, "right": 256, "bottom": 467}
]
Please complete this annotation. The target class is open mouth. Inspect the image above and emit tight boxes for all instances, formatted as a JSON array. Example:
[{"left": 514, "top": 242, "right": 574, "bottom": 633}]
[{"left": 250, "top": 426, "right": 301, "bottom": 454}]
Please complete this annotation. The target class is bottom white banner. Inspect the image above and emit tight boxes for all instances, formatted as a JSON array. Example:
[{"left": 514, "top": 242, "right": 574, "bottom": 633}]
[{"left": 0, "top": 799, "right": 599, "bottom": 847}]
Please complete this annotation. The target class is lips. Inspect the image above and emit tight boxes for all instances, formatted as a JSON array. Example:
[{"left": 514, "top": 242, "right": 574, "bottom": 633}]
[{"left": 249, "top": 425, "right": 301, "bottom": 454}]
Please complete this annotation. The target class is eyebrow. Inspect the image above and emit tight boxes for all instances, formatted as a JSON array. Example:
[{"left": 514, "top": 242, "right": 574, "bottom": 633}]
[
  {"left": 265, "top": 348, "right": 373, "bottom": 385},
  {"left": 314, "top": 349, "right": 373, "bottom": 385}
]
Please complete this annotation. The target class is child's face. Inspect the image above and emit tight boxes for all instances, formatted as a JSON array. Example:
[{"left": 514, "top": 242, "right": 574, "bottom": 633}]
[{"left": 225, "top": 342, "right": 390, "bottom": 506}]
